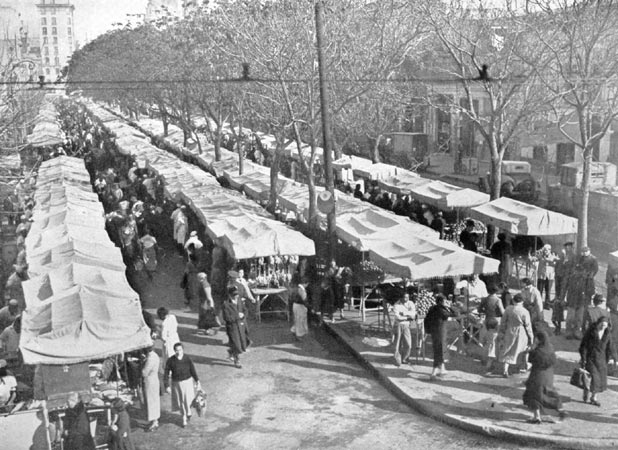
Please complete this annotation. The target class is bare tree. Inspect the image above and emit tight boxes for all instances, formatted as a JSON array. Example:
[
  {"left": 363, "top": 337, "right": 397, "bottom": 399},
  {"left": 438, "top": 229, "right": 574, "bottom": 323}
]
[
  {"left": 418, "top": 0, "right": 552, "bottom": 201},
  {"left": 530, "top": 0, "right": 618, "bottom": 250}
]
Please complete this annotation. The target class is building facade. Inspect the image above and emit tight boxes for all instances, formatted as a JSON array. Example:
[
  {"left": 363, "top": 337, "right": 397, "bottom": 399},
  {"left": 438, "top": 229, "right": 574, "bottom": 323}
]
[{"left": 36, "top": 0, "right": 75, "bottom": 80}]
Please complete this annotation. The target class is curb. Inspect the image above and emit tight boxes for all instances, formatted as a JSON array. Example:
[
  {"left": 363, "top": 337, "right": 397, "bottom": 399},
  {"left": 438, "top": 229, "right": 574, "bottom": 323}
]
[{"left": 321, "top": 320, "right": 618, "bottom": 450}]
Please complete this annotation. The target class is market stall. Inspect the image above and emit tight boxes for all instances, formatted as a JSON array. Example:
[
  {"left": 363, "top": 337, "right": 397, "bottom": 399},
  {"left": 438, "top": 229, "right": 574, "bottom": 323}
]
[{"left": 468, "top": 197, "right": 578, "bottom": 282}]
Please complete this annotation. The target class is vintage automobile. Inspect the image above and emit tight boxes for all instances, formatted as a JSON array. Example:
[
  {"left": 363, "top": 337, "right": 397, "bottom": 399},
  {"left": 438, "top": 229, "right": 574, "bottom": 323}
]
[{"left": 478, "top": 160, "right": 541, "bottom": 202}]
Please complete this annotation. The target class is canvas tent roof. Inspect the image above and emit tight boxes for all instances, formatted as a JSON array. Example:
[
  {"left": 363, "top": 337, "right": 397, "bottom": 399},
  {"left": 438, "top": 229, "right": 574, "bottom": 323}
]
[
  {"left": 218, "top": 220, "right": 315, "bottom": 259},
  {"left": 22, "top": 263, "right": 134, "bottom": 307},
  {"left": 20, "top": 284, "right": 152, "bottom": 365},
  {"left": 353, "top": 162, "right": 400, "bottom": 180},
  {"left": 332, "top": 155, "right": 373, "bottom": 171},
  {"left": 336, "top": 209, "right": 438, "bottom": 251},
  {"left": 27, "top": 240, "right": 125, "bottom": 277},
  {"left": 368, "top": 236, "right": 500, "bottom": 280},
  {"left": 468, "top": 197, "right": 578, "bottom": 236},
  {"left": 405, "top": 180, "right": 490, "bottom": 209}
]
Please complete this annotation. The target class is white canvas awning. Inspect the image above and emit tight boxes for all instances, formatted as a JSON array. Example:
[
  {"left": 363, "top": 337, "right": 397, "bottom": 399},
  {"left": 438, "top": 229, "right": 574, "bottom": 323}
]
[
  {"left": 468, "top": 197, "right": 578, "bottom": 236},
  {"left": 368, "top": 237, "right": 500, "bottom": 280}
]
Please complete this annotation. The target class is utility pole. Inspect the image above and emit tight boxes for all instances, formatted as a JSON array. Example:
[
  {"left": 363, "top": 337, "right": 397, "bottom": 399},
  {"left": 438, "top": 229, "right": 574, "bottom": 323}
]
[{"left": 314, "top": 0, "right": 336, "bottom": 261}]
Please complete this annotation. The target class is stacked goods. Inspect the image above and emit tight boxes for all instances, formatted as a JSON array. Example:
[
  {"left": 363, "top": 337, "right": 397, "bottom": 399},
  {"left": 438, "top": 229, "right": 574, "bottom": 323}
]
[
  {"left": 350, "top": 259, "right": 385, "bottom": 284},
  {"left": 414, "top": 289, "right": 435, "bottom": 318}
]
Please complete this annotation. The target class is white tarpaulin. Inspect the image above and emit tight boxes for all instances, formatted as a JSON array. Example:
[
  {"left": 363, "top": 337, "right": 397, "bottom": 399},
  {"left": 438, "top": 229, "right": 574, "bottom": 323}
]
[
  {"left": 20, "top": 284, "right": 152, "bottom": 365},
  {"left": 353, "top": 163, "right": 401, "bottom": 180},
  {"left": 336, "top": 209, "right": 438, "bottom": 251},
  {"left": 468, "top": 197, "right": 578, "bottom": 236},
  {"left": 406, "top": 180, "right": 490, "bottom": 209},
  {"left": 368, "top": 236, "right": 500, "bottom": 280}
]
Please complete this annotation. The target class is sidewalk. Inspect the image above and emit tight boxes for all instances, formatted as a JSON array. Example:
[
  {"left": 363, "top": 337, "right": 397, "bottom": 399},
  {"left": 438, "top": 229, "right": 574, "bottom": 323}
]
[{"left": 322, "top": 311, "right": 618, "bottom": 449}]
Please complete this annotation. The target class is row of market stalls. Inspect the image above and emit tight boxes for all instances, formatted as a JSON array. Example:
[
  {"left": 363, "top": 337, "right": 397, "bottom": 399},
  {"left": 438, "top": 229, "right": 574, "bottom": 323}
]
[
  {"left": 26, "top": 95, "right": 65, "bottom": 151},
  {"left": 95, "top": 102, "right": 581, "bottom": 308},
  {"left": 82, "top": 101, "right": 317, "bottom": 264},
  {"left": 89, "top": 103, "right": 505, "bottom": 286},
  {"left": 3, "top": 156, "right": 153, "bottom": 450},
  {"left": 21, "top": 156, "right": 153, "bottom": 365}
]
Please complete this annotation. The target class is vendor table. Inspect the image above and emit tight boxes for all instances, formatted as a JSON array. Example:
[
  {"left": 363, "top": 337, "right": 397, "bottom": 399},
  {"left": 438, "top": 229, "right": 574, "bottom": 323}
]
[{"left": 253, "top": 287, "right": 290, "bottom": 323}]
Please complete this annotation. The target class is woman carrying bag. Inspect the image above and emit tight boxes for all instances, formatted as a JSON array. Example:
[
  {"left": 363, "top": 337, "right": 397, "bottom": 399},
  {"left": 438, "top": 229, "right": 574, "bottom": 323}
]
[{"left": 579, "top": 316, "right": 617, "bottom": 406}]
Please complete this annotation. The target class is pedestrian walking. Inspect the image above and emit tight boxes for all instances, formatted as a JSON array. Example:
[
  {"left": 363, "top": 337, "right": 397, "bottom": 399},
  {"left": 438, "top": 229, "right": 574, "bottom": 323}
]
[
  {"left": 498, "top": 294, "right": 534, "bottom": 377},
  {"left": 290, "top": 275, "right": 309, "bottom": 340},
  {"left": 157, "top": 307, "right": 179, "bottom": 363},
  {"left": 223, "top": 285, "right": 249, "bottom": 368},
  {"left": 582, "top": 294, "right": 611, "bottom": 334},
  {"left": 565, "top": 267, "right": 589, "bottom": 340},
  {"left": 424, "top": 294, "right": 454, "bottom": 379},
  {"left": 579, "top": 317, "right": 617, "bottom": 407},
  {"left": 141, "top": 347, "right": 160, "bottom": 432},
  {"left": 319, "top": 277, "right": 335, "bottom": 323},
  {"left": 171, "top": 205, "right": 188, "bottom": 256},
  {"left": 139, "top": 228, "right": 158, "bottom": 281},
  {"left": 109, "top": 398, "right": 135, "bottom": 450},
  {"left": 520, "top": 278, "right": 544, "bottom": 332},
  {"left": 523, "top": 330, "right": 568, "bottom": 423},
  {"left": 197, "top": 272, "right": 218, "bottom": 335},
  {"left": 181, "top": 255, "right": 201, "bottom": 306},
  {"left": 164, "top": 343, "right": 200, "bottom": 427},
  {"left": 392, "top": 293, "right": 416, "bottom": 366},
  {"left": 537, "top": 244, "right": 558, "bottom": 307},
  {"left": 490, "top": 233, "right": 513, "bottom": 284}
]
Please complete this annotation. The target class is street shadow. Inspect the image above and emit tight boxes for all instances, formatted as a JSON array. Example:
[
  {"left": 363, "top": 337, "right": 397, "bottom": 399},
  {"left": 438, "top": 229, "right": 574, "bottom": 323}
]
[
  {"left": 183, "top": 353, "right": 233, "bottom": 368},
  {"left": 274, "top": 357, "right": 367, "bottom": 378},
  {"left": 349, "top": 397, "right": 412, "bottom": 414},
  {"left": 180, "top": 332, "right": 224, "bottom": 347}
]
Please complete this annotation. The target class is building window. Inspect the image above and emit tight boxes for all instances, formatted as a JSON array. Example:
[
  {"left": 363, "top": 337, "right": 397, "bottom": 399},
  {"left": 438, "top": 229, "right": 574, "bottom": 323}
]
[
  {"left": 45, "top": 68, "right": 50, "bottom": 75},
  {"left": 52, "top": 27, "right": 57, "bottom": 35},
  {"left": 54, "top": 47, "right": 58, "bottom": 55},
  {"left": 41, "top": 18, "right": 47, "bottom": 25},
  {"left": 42, "top": 27, "right": 47, "bottom": 35},
  {"left": 51, "top": 17, "right": 56, "bottom": 25},
  {"left": 43, "top": 37, "right": 48, "bottom": 44},
  {"left": 44, "top": 47, "right": 49, "bottom": 55},
  {"left": 45, "top": 57, "right": 50, "bottom": 64},
  {"left": 53, "top": 37, "right": 58, "bottom": 44},
  {"left": 55, "top": 68, "right": 60, "bottom": 76},
  {"left": 67, "top": 27, "right": 72, "bottom": 35},
  {"left": 54, "top": 57, "right": 59, "bottom": 66},
  {"left": 68, "top": 17, "right": 71, "bottom": 25}
]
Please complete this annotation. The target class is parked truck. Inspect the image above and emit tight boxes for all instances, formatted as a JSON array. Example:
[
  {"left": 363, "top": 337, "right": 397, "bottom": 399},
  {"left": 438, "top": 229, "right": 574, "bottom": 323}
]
[
  {"left": 547, "top": 161, "right": 618, "bottom": 248},
  {"left": 478, "top": 160, "right": 541, "bottom": 202}
]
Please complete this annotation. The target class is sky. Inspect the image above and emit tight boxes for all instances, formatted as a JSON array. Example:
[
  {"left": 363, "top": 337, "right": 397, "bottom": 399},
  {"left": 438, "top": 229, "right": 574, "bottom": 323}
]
[{"left": 2, "top": 0, "right": 149, "bottom": 45}]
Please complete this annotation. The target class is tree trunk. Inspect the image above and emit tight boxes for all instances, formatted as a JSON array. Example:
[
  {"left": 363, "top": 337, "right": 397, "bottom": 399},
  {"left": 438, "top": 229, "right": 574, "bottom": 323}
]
[
  {"left": 371, "top": 135, "right": 382, "bottom": 163},
  {"left": 214, "top": 128, "right": 222, "bottom": 162},
  {"left": 237, "top": 120, "right": 244, "bottom": 175},
  {"left": 267, "top": 144, "right": 282, "bottom": 215},
  {"left": 307, "top": 174, "right": 318, "bottom": 231},
  {"left": 162, "top": 116, "right": 169, "bottom": 136},
  {"left": 577, "top": 147, "right": 592, "bottom": 251},
  {"left": 490, "top": 153, "right": 502, "bottom": 200}
]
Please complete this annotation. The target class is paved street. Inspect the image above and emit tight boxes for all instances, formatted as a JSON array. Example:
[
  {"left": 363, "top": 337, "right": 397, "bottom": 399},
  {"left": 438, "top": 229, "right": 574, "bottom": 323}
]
[{"left": 129, "top": 240, "right": 534, "bottom": 450}]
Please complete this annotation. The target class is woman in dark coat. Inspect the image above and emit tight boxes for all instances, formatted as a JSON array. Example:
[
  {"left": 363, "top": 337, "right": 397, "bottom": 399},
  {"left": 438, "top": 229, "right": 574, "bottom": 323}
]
[
  {"left": 523, "top": 330, "right": 568, "bottom": 423},
  {"left": 109, "top": 398, "right": 135, "bottom": 450},
  {"left": 182, "top": 255, "right": 201, "bottom": 306},
  {"left": 424, "top": 294, "right": 454, "bottom": 379},
  {"left": 223, "top": 285, "right": 248, "bottom": 368},
  {"left": 63, "top": 393, "right": 96, "bottom": 450},
  {"left": 579, "top": 316, "right": 616, "bottom": 406}
]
